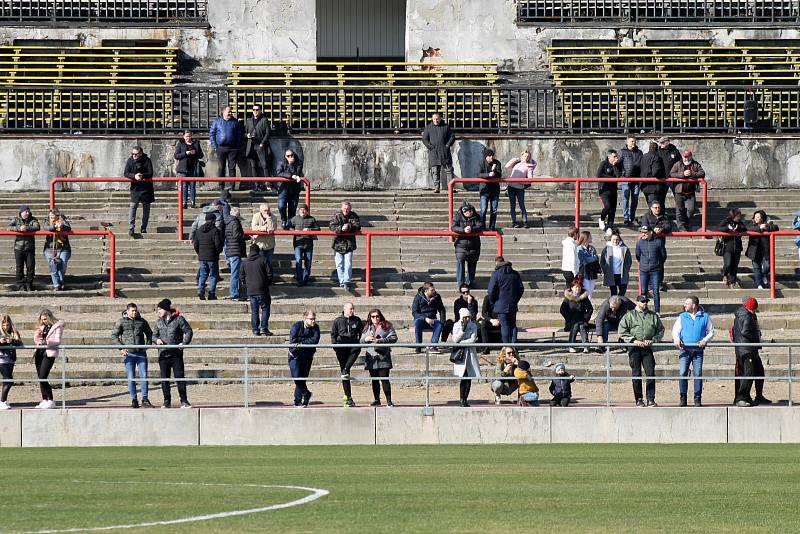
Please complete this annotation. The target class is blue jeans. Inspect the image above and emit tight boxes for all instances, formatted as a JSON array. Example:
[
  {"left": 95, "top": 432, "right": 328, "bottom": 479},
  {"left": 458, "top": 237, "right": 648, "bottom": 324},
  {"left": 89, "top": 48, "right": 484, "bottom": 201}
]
[
  {"left": 260, "top": 247, "right": 274, "bottom": 271},
  {"left": 278, "top": 192, "right": 299, "bottom": 229},
  {"left": 124, "top": 352, "right": 149, "bottom": 401},
  {"left": 600, "top": 321, "right": 618, "bottom": 344},
  {"left": 334, "top": 251, "right": 353, "bottom": 286},
  {"left": 639, "top": 269, "right": 663, "bottom": 313},
  {"left": 288, "top": 355, "right": 313, "bottom": 404},
  {"left": 507, "top": 187, "right": 527, "bottom": 224},
  {"left": 179, "top": 174, "right": 196, "bottom": 205},
  {"left": 294, "top": 246, "right": 313, "bottom": 285},
  {"left": 678, "top": 350, "right": 704, "bottom": 399},
  {"left": 198, "top": 260, "right": 219, "bottom": 295},
  {"left": 621, "top": 182, "right": 640, "bottom": 222},
  {"left": 751, "top": 259, "right": 770, "bottom": 285},
  {"left": 414, "top": 318, "right": 443, "bottom": 345},
  {"left": 455, "top": 257, "right": 477, "bottom": 287},
  {"left": 249, "top": 294, "right": 271, "bottom": 334},
  {"left": 496, "top": 312, "right": 518, "bottom": 343},
  {"left": 226, "top": 255, "right": 242, "bottom": 298},
  {"left": 480, "top": 193, "right": 500, "bottom": 230},
  {"left": 44, "top": 249, "right": 70, "bottom": 288},
  {"left": 520, "top": 392, "right": 540, "bottom": 405}
]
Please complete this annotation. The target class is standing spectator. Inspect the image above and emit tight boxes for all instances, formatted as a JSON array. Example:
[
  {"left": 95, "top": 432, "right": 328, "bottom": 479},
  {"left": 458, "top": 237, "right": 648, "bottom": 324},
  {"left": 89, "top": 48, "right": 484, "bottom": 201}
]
[
  {"left": 594, "top": 294, "right": 635, "bottom": 347},
  {"left": 331, "top": 302, "right": 363, "bottom": 407},
  {"left": 619, "top": 136, "right": 643, "bottom": 226},
  {"left": 209, "top": 105, "right": 244, "bottom": 191},
  {"left": 289, "top": 204, "right": 320, "bottom": 287},
  {"left": 244, "top": 104, "right": 271, "bottom": 186},
  {"left": 288, "top": 310, "right": 320, "bottom": 407},
  {"left": 477, "top": 148, "right": 502, "bottom": 231},
  {"left": 153, "top": 299, "right": 193, "bottom": 409},
  {"left": 560, "top": 276, "right": 593, "bottom": 353},
  {"left": 718, "top": 208, "right": 747, "bottom": 288},
  {"left": 600, "top": 231, "right": 632, "bottom": 296},
  {"left": 452, "top": 307, "right": 480, "bottom": 407},
  {"left": 487, "top": 255, "right": 524, "bottom": 344},
  {"left": 657, "top": 136, "right": 681, "bottom": 191},
  {"left": 421, "top": 111, "right": 455, "bottom": 193},
  {"left": 504, "top": 149, "right": 536, "bottom": 228},
  {"left": 192, "top": 212, "right": 223, "bottom": 301},
  {"left": 123, "top": 146, "right": 154, "bottom": 237},
  {"left": 0, "top": 315, "right": 22, "bottom": 410},
  {"left": 640, "top": 141, "right": 668, "bottom": 209},
  {"left": 618, "top": 295, "right": 665, "bottom": 407},
  {"left": 242, "top": 245, "right": 273, "bottom": 336},
  {"left": 251, "top": 203, "right": 277, "bottom": 271},
  {"left": 33, "top": 309, "right": 64, "bottom": 409},
  {"left": 514, "top": 360, "right": 539, "bottom": 406},
  {"left": 561, "top": 226, "right": 579, "bottom": 286},
  {"left": 733, "top": 297, "right": 770, "bottom": 407},
  {"left": 188, "top": 200, "right": 225, "bottom": 242},
  {"left": 746, "top": 210, "right": 778, "bottom": 289},
  {"left": 8, "top": 204, "right": 39, "bottom": 292},
  {"left": 223, "top": 207, "right": 246, "bottom": 301},
  {"left": 276, "top": 149, "right": 304, "bottom": 229},
  {"left": 450, "top": 201, "right": 483, "bottom": 288},
  {"left": 329, "top": 201, "right": 361, "bottom": 290},
  {"left": 576, "top": 231, "right": 600, "bottom": 299},
  {"left": 672, "top": 296, "right": 714, "bottom": 407},
  {"left": 175, "top": 130, "right": 204, "bottom": 209},
  {"left": 479, "top": 294, "right": 502, "bottom": 355},
  {"left": 43, "top": 209, "right": 71, "bottom": 292},
  {"left": 412, "top": 282, "right": 446, "bottom": 354},
  {"left": 111, "top": 302, "right": 153, "bottom": 409},
  {"left": 642, "top": 200, "right": 673, "bottom": 244},
  {"left": 596, "top": 149, "right": 622, "bottom": 232},
  {"left": 549, "top": 363, "right": 575, "bottom": 407},
  {"left": 491, "top": 346, "right": 519, "bottom": 404},
  {"left": 360, "top": 308, "right": 398, "bottom": 407},
  {"left": 636, "top": 225, "right": 667, "bottom": 313},
  {"left": 669, "top": 150, "right": 705, "bottom": 232}
]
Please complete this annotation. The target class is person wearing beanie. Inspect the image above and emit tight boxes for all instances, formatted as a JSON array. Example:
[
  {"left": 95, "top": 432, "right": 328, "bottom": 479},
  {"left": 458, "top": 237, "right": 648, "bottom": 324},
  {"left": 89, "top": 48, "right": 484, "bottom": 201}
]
[
  {"left": 192, "top": 210, "right": 224, "bottom": 300},
  {"left": 732, "top": 297, "right": 770, "bottom": 407},
  {"left": 7, "top": 204, "right": 40, "bottom": 291},
  {"left": 549, "top": 363, "right": 575, "bottom": 407},
  {"left": 477, "top": 148, "right": 502, "bottom": 230},
  {"left": 672, "top": 296, "right": 714, "bottom": 407},
  {"left": 153, "top": 298, "right": 193, "bottom": 408},
  {"left": 452, "top": 307, "right": 480, "bottom": 407},
  {"left": 421, "top": 111, "right": 455, "bottom": 193},
  {"left": 514, "top": 360, "right": 539, "bottom": 406},
  {"left": 450, "top": 201, "right": 483, "bottom": 288}
]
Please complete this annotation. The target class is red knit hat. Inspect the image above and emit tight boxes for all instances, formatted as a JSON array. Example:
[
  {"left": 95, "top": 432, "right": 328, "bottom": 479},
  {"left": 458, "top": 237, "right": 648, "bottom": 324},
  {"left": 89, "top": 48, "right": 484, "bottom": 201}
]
[{"left": 744, "top": 297, "right": 758, "bottom": 312}]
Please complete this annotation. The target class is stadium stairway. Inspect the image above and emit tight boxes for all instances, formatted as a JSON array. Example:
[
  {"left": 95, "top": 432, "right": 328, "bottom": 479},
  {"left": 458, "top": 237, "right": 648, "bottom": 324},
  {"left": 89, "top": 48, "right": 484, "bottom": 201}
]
[{"left": 0, "top": 186, "right": 799, "bottom": 384}]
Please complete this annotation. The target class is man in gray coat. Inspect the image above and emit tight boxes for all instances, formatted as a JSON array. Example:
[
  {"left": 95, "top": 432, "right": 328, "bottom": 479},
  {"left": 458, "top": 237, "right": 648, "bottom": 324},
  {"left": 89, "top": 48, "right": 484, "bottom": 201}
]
[{"left": 421, "top": 112, "right": 455, "bottom": 193}]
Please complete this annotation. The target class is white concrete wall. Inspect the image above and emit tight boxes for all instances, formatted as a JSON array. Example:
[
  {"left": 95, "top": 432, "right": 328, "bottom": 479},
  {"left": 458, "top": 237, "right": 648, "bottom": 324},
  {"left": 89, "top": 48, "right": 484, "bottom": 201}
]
[
  {"left": 728, "top": 407, "right": 800, "bottom": 443},
  {"left": 0, "top": 411, "right": 21, "bottom": 447}
]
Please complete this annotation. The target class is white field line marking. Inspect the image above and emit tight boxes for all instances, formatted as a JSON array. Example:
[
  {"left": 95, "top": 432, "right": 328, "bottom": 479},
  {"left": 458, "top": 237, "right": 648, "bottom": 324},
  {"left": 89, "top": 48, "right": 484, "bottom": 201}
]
[{"left": 20, "top": 481, "right": 329, "bottom": 534}]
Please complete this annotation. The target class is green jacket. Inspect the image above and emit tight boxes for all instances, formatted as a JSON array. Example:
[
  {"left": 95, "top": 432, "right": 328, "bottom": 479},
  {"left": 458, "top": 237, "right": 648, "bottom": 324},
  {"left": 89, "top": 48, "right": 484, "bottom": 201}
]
[
  {"left": 618, "top": 308, "right": 664, "bottom": 343},
  {"left": 111, "top": 312, "right": 153, "bottom": 349}
]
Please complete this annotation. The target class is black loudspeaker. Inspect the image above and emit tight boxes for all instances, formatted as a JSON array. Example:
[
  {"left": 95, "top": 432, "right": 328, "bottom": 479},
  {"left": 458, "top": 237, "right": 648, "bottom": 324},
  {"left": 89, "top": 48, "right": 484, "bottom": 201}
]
[{"left": 744, "top": 99, "right": 758, "bottom": 124}]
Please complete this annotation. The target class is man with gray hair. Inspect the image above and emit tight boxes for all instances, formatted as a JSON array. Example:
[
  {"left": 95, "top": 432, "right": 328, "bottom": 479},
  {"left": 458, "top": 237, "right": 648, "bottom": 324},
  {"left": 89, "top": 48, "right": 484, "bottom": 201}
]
[
  {"left": 594, "top": 294, "right": 635, "bottom": 348},
  {"left": 224, "top": 206, "right": 246, "bottom": 301},
  {"left": 209, "top": 105, "right": 244, "bottom": 191}
]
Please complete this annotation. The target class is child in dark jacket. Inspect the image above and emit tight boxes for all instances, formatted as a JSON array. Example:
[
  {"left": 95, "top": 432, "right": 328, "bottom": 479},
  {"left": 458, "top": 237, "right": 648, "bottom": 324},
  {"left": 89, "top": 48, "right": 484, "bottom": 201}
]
[{"left": 549, "top": 363, "right": 575, "bottom": 407}]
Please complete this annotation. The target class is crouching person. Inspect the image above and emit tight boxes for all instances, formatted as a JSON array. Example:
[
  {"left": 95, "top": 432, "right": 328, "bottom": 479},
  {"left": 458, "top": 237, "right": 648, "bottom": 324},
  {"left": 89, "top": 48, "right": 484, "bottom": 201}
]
[
  {"left": 549, "top": 363, "right": 575, "bottom": 407},
  {"left": 491, "top": 346, "right": 519, "bottom": 404},
  {"left": 153, "top": 299, "right": 193, "bottom": 408},
  {"left": 112, "top": 302, "right": 153, "bottom": 408}
]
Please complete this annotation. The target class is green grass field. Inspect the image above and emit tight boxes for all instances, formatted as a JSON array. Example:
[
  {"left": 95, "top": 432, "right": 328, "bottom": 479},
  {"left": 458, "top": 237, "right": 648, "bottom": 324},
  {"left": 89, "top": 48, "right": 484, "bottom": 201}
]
[{"left": 2, "top": 444, "right": 798, "bottom": 533}]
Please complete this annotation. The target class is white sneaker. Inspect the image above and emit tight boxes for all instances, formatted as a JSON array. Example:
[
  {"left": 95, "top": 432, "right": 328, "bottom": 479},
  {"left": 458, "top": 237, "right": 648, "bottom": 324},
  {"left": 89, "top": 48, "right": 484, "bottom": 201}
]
[
  {"left": 568, "top": 347, "right": 577, "bottom": 353},
  {"left": 47, "top": 400, "right": 57, "bottom": 409},
  {"left": 763, "top": 276, "right": 769, "bottom": 286},
  {"left": 583, "top": 348, "right": 590, "bottom": 353},
  {"left": 605, "top": 227, "right": 613, "bottom": 237},
  {"left": 494, "top": 395, "right": 502, "bottom": 405},
  {"left": 598, "top": 218, "right": 605, "bottom": 231},
  {"left": 0, "top": 401, "right": 9, "bottom": 410},
  {"left": 35, "top": 400, "right": 49, "bottom": 409},
  {"left": 757, "top": 285, "right": 764, "bottom": 290}
]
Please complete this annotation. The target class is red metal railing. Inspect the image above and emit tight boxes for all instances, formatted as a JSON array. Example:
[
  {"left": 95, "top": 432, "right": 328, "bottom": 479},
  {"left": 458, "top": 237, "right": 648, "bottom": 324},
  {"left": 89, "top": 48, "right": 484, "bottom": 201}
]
[
  {"left": 0, "top": 230, "right": 116, "bottom": 298},
  {"left": 48, "top": 176, "right": 312, "bottom": 240},
  {"left": 448, "top": 177, "right": 708, "bottom": 232},
  {"left": 769, "top": 231, "right": 800, "bottom": 299},
  {"left": 246, "top": 229, "right": 503, "bottom": 297}
]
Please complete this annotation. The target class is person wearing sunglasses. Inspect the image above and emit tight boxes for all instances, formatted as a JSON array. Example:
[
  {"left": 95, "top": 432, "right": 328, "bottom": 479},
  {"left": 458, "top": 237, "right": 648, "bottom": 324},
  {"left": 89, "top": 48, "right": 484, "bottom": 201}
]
[
  {"left": 276, "top": 149, "right": 304, "bottom": 229},
  {"left": 245, "top": 105, "right": 271, "bottom": 190},
  {"left": 360, "top": 309, "right": 397, "bottom": 407},
  {"left": 123, "top": 145, "right": 154, "bottom": 238}
]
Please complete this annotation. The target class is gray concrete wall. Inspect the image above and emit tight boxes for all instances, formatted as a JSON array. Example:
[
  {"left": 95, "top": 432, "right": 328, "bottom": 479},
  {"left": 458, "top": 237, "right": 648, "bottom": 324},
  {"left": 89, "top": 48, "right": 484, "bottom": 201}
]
[{"left": 3, "top": 135, "right": 800, "bottom": 192}]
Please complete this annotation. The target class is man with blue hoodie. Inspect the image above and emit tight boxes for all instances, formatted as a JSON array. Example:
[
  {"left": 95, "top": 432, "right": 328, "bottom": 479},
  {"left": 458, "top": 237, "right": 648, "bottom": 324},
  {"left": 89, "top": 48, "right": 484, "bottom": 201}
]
[
  {"left": 672, "top": 296, "right": 714, "bottom": 407},
  {"left": 209, "top": 106, "right": 244, "bottom": 191},
  {"left": 412, "top": 282, "right": 447, "bottom": 354}
]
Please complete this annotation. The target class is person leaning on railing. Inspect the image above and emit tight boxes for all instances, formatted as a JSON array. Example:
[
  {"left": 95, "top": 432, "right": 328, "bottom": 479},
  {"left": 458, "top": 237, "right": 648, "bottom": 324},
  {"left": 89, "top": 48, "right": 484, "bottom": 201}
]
[
  {"left": 43, "top": 208, "right": 71, "bottom": 291},
  {"left": 7, "top": 204, "right": 40, "bottom": 292}
]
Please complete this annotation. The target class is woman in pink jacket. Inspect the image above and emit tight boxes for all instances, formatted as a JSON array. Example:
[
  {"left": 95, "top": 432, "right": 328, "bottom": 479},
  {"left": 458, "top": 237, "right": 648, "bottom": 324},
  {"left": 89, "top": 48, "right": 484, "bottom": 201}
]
[
  {"left": 504, "top": 149, "right": 536, "bottom": 228},
  {"left": 33, "top": 309, "right": 64, "bottom": 409}
]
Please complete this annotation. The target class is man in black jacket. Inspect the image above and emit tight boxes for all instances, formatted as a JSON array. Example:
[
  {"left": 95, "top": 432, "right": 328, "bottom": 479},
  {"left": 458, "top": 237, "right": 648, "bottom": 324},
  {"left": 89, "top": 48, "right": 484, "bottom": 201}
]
[
  {"left": 412, "top": 282, "right": 447, "bottom": 354},
  {"left": 174, "top": 130, "right": 204, "bottom": 209},
  {"left": 477, "top": 148, "right": 502, "bottom": 231},
  {"left": 124, "top": 146, "right": 155, "bottom": 237},
  {"left": 224, "top": 207, "right": 247, "bottom": 301},
  {"left": 451, "top": 201, "right": 483, "bottom": 288},
  {"left": 245, "top": 104, "right": 271, "bottom": 187},
  {"left": 596, "top": 149, "right": 622, "bottom": 232},
  {"left": 192, "top": 212, "right": 223, "bottom": 300},
  {"left": 487, "top": 256, "right": 525, "bottom": 343},
  {"left": 421, "top": 112, "right": 455, "bottom": 193},
  {"left": 330, "top": 302, "right": 363, "bottom": 407},
  {"left": 657, "top": 136, "right": 681, "bottom": 192},
  {"left": 619, "top": 136, "right": 643, "bottom": 226},
  {"left": 733, "top": 297, "right": 771, "bottom": 407},
  {"left": 8, "top": 204, "right": 40, "bottom": 291},
  {"left": 329, "top": 201, "right": 361, "bottom": 290},
  {"left": 242, "top": 244, "right": 273, "bottom": 336},
  {"left": 153, "top": 298, "right": 193, "bottom": 408},
  {"left": 478, "top": 294, "right": 502, "bottom": 355}
]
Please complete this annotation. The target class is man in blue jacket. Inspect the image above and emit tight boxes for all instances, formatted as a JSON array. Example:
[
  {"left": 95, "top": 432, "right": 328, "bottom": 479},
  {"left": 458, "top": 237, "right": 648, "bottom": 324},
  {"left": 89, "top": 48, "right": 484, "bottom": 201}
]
[
  {"left": 412, "top": 282, "right": 446, "bottom": 354},
  {"left": 672, "top": 296, "right": 714, "bottom": 406},
  {"left": 487, "top": 255, "right": 525, "bottom": 343},
  {"left": 635, "top": 225, "right": 667, "bottom": 313},
  {"left": 288, "top": 310, "right": 320, "bottom": 407},
  {"left": 209, "top": 106, "right": 244, "bottom": 191},
  {"left": 619, "top": 136, "right": 643, "bottom": 226}
]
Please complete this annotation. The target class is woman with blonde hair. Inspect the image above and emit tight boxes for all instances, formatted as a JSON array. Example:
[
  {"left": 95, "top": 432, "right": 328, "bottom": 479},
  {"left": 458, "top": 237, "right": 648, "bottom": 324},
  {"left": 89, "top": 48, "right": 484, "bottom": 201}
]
[
  {"left": 490, "top": 346, "right": 519, "bottom": 404},
  {"left": 44, "top": 208, "right": 71, "bottom": 291},
  {"left": 33, "top": 309, "right": 65, "bottom": 409},
  {"left": 504, "top": 149, "right": 536, "bottom": 228},
  {"left": 0, "top": 315, "right": 22, "bottom": 409}
]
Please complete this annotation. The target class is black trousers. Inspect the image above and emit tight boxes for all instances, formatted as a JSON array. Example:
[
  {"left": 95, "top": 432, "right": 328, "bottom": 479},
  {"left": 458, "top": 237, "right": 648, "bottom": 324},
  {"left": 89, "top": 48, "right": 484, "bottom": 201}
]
[
  {"left": 550, "top": 394, "right": 571, "bottom": 407},
  {"left": 159, "top": 356, "right": 188, "bottom": 403},
  {"left": 0, "top": 363, "right": 13, "bottom": 402},
  {"left": 599, "top": 191, "right": 617, "bottom": 227},
  {"left": 562, "top": 270, "right": 575, "bottom": 287},
  {"left": 335, "top": 347, "right": 360, "bottom": 399},
  {"left": 216, "top": 146, "right": 239, "bottom": 189},
  {"left": 628, "top": 347, "right": 656, "bottom": 401},
  {"left": 478, "top": 320, "right": 502, "bottom": 354},
  {"left": 14, "top": 248, "right": 35, "bottom": 286},
  {"left": 34, "top": 350, "right": 55, "bottom": 401},
  {"left": 722, "top": 251, "right": 741, "bottom": 281},
  {"left": 459, "top": 378, "right": 472, "bottom": 401},
  {"left": 250, "top": 145, "right": 271, "bottom": 179},
  {"left": 369, "top": 368, "right": 391, "bottom": 401},
  {"left": 609, "top": 274, "right": 627, "bottom": 296},
  {"left": 735, "top": 352, "right": 765, "bottom": 403}
]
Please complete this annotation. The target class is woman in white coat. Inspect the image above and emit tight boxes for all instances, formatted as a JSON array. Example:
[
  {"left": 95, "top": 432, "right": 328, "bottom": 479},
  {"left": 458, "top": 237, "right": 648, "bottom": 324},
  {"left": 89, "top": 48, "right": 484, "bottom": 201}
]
[{"left": 452, "top": 307, "right": 480, "bottom": 407}]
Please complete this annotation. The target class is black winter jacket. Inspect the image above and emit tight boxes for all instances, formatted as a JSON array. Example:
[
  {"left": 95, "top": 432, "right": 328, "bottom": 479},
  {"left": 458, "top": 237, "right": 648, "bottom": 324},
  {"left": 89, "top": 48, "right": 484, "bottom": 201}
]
[
  {"left": 596, "top": 159, "right": 622, "bottom": 194},
  {"left": 330, "top": 314, "right": 364, "bottom": 344},
  {"left": 224, "top": 215, "right": 246, "bottom": 258},
  {"left": 453, "top": 296, "right": 479, "bottom": 320},
  {"left": 8, "top": 214, "right": 40, "bottom": 251},
  {"left": 174, "top": 139, "right": 204, "bottom": 176},
  {"left": 560, "top": 289, "right": 593, "bottom": 329},
  {"left": 421, "top": 122, "right": 455, "bottom": 166},
  {"left": 412, "top": 288, "right": 446, "bottom": 322},
  {"left": 244, "top": 115, "right": 271, "bottom": 158},
  {"left": 329, "top": 210, "right": 361, "bottom": 253},
  {"left": 549, "top": 375, "right": 575, "bottom": 398},
  {"left": 746, "top": 221, "right": 778, "bottom": 262},
  {"left": 658, "top": 144, "right": 681, "bottom": 182},
  {"left": 241, "top": 247, "right": 272, "bottom": 296},
  {"left": 123, "top": 154, "right": 155, "bottom": 204},
  {"left": 451, "top": 205, "right": 483, "bottom": 261},
  {"left": 619, "top": 146, "right": 643, "bottom": 178},
  {"left": 111, "top": 311, "right": 153, "bottom": 348},
  {"left": 487, "top": 261, "right": 524, "bottom": 314},
  {"left": 193, "top": 221, "right": 223, "bottom": 261},
  {"left": 636, "top": 236, "right": 667, "bottom": 273},
  {"left": 0, "top": 338, "right": 21, "bottom": 362},
  {"left": 718, "top": 217, "right": 746, "bottom": 254},
  {"left": 639, "top": 152, "right": 667, "bottom": 196},
  {"left": 153, "top": 311, "right": 193, "bottom": 359},
  {"left": 289, "top": 321, "right": 320, "bottom": 359},
  {"left": 732, "top": 307, "right": 761, "bottom": 357},
  {"left": 477, "top": 158, "right": 503, "bottom": 196},
  {"left": 642, "top": 211, "right": 673, "bottom": 235},
  {"left": 276, "top": 157, "right": 304, "bottom": 196}
]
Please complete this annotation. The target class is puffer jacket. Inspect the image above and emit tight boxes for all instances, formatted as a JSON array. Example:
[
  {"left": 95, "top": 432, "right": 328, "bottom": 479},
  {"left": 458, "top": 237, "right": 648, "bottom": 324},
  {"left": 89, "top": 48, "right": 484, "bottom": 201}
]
[
  {"left": 241, "top": 246, "right": 272, "bottom": 296},
  {"left": 174, "top": 139, "right": 205, "bottom": 176},
  {"left": 560, "top": 288, "right": 593, "bottom": 329},
  {"left": 193, "top": 220, "right": 223, "bottom": 261},
  {"left": 331, "top": 314, "right": 364, "bottom": 344},
  {"left": 111, "top": 311, "right": 153, "bottom": 348},
  {"left": 209, "top": 116, "right": 244, "bottom": 150},
  {"left": 477, "top": 157, "right": 503, "bottom": 196},
  {"left": 153, "top": 310, "right": 193, "bottom": 359},
  {"left": 451, "top": 203, "right": 483, "bottom": 261},
  {"left": 189, "top": 205, "right": 224, "bottom": 242},
  {"left": 718, "top": 217, "right": 746, "bottom": 254},
  {"left": 577, "top": 244, "right": 600, "bottom": 280},
  {"left": 8, "top": 214, "right": 40, "bottom": 251},
  {"left": 639, "top": 152, "right": 667, "bottom": 196},
  {"left": 732, "top": 306, "right": 761, "bottom": 358},
  {"left": 329, "top": 210, "right": 361, "bottom": 253},
  {"left": 34, "top": 320, "right": 65, "bottom": 359},
  {"left": 224, "top": 215, "right": 246, "bottom": 258},
  {"left": 636, "top": 235, "right": 667, "bottom": 273},
  {"left": 412, "top": 287, "right": 446, "bottom": 322},
  {"left": 619, "top": 145, "right": 643, "bottom": 178},
  {"left": 289, "top": 213, "right": 320, "bottom": 250},
  {"left": 549, "top": 374, "right": 575, "bottom": 398}
]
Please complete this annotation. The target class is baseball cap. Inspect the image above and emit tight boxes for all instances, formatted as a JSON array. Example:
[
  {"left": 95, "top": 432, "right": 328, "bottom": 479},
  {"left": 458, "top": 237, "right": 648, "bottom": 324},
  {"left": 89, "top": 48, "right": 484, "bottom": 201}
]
[{"left": 636, "top": 295, "right": 650, "bottom": 303}]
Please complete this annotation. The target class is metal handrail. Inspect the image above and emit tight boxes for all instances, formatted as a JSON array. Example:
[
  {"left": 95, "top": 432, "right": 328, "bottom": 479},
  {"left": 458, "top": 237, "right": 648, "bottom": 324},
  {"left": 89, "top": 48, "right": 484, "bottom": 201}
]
[{"left": 0, "top": 0, "right": 208, "bottom": 22}]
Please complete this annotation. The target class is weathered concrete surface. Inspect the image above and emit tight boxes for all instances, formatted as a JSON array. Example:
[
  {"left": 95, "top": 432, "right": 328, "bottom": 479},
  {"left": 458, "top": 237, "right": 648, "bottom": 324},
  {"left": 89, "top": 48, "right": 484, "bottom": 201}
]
[
  {"left": 0, "top": 410, "right": 21, "bottom": 448},
  {"left": 21, "top": 409, "right": 199, "bottom": 447},
  {"left": 375, "top": 406, "right": 550, "bottom": 444},
  {"left": 3, "top": 136, "right": 800, "bottom": 191},
  {"left": 550, "top": 407, "right": 728, "bottom": 443},
  {"left": 200, "top": 407, "right": 375, "bottom": 445},
  {"left": 727, "top": 407, "right": 800, "bottom": 443}
]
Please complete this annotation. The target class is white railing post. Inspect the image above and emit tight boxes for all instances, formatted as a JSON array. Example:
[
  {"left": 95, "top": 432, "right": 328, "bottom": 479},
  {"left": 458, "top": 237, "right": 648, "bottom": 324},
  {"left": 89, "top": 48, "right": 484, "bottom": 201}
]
[
  {"left": 244, "top": 347, "right": 249, "bottom": 408},
  {"left": 61, "top": 347, "right": 67, "bottom": 411}
]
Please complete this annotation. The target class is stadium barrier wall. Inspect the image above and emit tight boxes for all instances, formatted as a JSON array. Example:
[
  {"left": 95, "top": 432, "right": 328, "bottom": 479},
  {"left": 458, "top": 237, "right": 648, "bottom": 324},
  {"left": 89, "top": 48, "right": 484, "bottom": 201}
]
[{"left": 3, "top": 407, "right": 800, "bottom": 447}]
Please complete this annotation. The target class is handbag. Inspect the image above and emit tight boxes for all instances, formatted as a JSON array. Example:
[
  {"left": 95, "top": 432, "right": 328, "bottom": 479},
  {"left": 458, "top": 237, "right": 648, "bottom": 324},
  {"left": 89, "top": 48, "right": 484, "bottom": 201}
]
[
  {"left": 714, "top": 237, "right": 725, "bottom": 257},
  {"left": 449, "top": 346, "right": 467, "bottom": 364}
]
